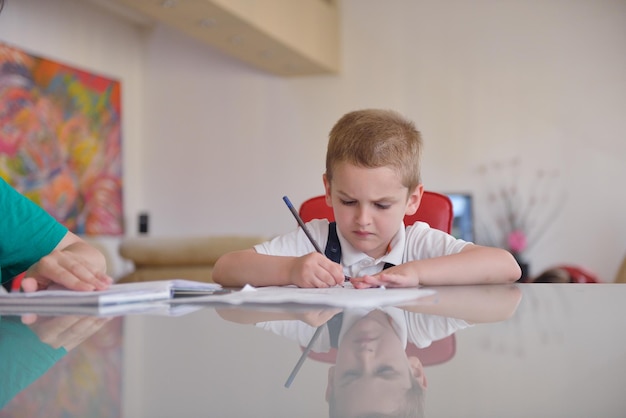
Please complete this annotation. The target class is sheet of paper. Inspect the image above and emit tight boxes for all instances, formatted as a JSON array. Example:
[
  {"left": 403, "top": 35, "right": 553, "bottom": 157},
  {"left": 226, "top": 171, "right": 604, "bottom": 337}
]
[{"left": 172, "top": 285, "right": 436, "bottom": 309}]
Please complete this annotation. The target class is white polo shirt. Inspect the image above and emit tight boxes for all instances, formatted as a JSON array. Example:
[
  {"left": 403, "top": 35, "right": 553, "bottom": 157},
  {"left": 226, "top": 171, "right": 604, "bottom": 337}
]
[
  {"left": 256, "top": 307, "right": 472, "bottom": 351},
  {"left": 254, "top": 219, "right": 470, "bottom": 278}
]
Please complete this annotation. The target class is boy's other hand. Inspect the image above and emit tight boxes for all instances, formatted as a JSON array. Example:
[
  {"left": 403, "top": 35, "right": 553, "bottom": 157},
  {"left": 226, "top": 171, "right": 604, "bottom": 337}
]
[
  {"left": 290, "top": 252, "right": 345, "bottom": 288},
  {"left": 351, "top": 265, "right": 420, "bottom": 289}
]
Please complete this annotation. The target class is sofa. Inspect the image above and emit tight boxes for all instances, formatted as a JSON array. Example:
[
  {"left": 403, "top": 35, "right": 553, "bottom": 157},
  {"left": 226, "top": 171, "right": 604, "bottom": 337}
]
[{"left": 117, "top": 235, "right": 267, "bottom": 283}]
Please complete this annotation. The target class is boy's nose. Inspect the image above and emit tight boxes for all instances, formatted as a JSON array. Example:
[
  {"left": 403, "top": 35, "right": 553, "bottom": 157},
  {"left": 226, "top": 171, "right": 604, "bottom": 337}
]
[
  {"left": 355, "top": 206, "right": 371, "bottom": 225},
  {"left": 354, "top": 345, "right": 376, "bottom": 366}
]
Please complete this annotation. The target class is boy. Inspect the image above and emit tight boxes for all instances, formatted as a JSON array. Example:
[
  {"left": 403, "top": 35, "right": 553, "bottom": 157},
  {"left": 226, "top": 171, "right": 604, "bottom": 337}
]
[{"left": 213, "top": 109, "right": 521, "bottom": 288}]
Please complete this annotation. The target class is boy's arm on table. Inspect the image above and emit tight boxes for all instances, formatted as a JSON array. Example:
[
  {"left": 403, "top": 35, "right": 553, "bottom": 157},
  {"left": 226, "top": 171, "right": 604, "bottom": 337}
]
[
  {"left": 414, "top": 244, "right": 521, "bottom": 285},
  {"left": 212, "top": 248, "right": 297, "bottom": 287},
  {"left": 352, "top": 244, "right": 521, "bottom": 288}
]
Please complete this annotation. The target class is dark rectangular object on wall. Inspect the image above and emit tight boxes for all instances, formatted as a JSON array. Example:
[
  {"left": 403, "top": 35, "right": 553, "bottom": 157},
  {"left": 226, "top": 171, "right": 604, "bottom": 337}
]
[{"left": 138, "top": 213, "right": 149, "bottom": 235}]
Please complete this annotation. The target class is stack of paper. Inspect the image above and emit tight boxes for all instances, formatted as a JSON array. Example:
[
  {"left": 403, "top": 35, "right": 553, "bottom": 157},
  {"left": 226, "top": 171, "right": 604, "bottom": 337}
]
[{"left": 0, "top": 280, "right": 223, "bottom": 316}]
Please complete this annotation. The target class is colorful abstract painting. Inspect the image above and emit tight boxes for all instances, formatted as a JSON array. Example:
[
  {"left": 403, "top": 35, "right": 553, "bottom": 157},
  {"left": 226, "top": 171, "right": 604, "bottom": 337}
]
[{"left": 0, "top": 41, "right": 123, "bottom": 235}]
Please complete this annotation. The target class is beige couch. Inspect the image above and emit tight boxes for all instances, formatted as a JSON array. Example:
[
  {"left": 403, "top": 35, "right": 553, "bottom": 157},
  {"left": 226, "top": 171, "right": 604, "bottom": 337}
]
[{"left": 117, "top": 235, "right": 266, "bottom": 283}]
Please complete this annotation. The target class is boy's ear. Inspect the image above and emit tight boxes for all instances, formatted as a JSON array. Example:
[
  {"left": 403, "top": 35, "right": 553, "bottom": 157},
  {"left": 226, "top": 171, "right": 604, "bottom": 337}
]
[
  {"left": 405, "top": 184, "right": 424, "bottom": 216},
  {"left": 323, "top": 173, "right": 333, "bottom": 207},
  {"left": 408, "top": 356, "right": 428, "bottom": 389}
]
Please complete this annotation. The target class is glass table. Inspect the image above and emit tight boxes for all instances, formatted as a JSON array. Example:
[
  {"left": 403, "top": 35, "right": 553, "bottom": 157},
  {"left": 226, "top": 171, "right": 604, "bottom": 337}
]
[{"left": 1, "top": 283, "right": 625, "bottom": 417}]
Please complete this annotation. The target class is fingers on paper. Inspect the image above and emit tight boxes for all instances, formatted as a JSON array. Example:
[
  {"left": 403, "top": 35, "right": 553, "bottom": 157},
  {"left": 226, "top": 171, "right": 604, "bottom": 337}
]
[
  {"left": 26, "top": 251, "right": 112, "bottom": 292},
  {"left": 351, "top": 273, "right": 412, "bottom": 288}
]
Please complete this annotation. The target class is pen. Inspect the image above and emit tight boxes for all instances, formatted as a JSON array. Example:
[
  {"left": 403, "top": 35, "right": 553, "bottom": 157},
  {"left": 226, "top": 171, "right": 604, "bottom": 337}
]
[
  {"left": 282, "top": 196, "right": 350, "bottom": 282},
  {"left": 282, "top": 196, "right": 323, "bottom": 253}
]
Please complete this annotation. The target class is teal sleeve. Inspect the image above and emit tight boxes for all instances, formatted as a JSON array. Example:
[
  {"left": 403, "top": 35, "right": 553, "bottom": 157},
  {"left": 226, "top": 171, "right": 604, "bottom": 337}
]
[
  {"left": 0, "top": 316, "right": 67, "bottom": 409},
  {"left": 0, "top": 178, "right": 68, "bottom": 284}
]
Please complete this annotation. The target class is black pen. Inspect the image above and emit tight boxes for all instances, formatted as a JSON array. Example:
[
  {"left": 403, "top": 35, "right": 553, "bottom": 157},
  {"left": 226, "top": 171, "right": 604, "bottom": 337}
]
[{"left": 282, "top": 196, "right": 350, "bottom": 282}]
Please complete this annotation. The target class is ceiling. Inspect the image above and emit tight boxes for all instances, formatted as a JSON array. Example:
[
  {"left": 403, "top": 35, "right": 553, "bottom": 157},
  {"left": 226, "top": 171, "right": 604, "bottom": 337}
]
[{"left": 90, "top": 0, "right": 340, "bottom": 77}]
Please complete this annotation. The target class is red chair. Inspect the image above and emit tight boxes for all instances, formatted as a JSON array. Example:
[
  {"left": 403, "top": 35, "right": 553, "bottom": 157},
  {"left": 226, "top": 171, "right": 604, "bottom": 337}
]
[
  {"left": 298, "top": 190, "right": 453, "bottom": 233},
  {"left": 297, "top": 190, "right": 456, "bottom": 366},
  {"left": 558, "top": 265, "right": 600, "bottom": 283}
]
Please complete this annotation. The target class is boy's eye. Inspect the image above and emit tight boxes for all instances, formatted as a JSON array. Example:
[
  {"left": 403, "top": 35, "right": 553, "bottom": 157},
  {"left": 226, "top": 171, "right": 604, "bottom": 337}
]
[
  {"left": 340, "top": 200, "right": 391, "bottom": 209},
  {"left": 376, "top": 366, "right": 400, "bottom": 378}
]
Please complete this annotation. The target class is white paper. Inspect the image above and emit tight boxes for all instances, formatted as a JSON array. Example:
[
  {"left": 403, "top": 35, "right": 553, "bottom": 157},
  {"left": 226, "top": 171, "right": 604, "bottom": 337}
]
[{"left": 172, "top": 285, "right": 436, "bottom": 309}]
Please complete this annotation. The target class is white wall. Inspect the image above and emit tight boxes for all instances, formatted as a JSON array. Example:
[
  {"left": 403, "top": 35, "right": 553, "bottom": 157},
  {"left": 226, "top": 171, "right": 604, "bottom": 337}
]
[{"left": 1, "top": 0, "right": 625, "bottom": 281}]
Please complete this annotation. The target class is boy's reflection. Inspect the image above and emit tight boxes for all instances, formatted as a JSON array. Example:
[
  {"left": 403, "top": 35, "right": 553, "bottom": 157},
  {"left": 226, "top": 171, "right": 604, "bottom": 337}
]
[
  {"left": 218, "top": 284, "right": 522, "bottom": 418},
  {"left": 328, "top": 309, "right": 427, "bottom": 417}
]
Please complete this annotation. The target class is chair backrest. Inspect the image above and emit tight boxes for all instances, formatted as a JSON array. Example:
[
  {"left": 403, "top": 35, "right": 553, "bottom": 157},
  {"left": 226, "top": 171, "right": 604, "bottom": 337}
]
[
  {"left": 532, "top": 265, "right": 601, "bottom": 283},
  {"left": 298, "top": 190, "right": 456, "bottom": 366},
  {"left": 298, "top": 190, "right": 453, "bottom": 233},
  {"left": 559, "top": 265, "right": 600, "bottom": 283}
]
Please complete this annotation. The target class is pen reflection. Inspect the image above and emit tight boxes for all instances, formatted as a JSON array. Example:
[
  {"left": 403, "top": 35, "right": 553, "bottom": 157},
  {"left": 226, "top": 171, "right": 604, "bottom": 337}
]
[{"left": 217, "top": 284, "right": 522, "bottom": 418}]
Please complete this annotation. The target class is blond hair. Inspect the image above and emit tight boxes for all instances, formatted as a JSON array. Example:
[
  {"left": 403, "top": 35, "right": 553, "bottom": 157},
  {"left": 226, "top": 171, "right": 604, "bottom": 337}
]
[{"left": 325, "top": 109, "right": 423, "bottom": 191}]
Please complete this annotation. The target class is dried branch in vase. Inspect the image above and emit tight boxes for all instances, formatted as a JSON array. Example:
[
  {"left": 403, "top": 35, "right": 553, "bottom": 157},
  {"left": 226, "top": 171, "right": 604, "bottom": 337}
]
[{"left": 475, "top": 157, "right": 565, "bottom": 260}]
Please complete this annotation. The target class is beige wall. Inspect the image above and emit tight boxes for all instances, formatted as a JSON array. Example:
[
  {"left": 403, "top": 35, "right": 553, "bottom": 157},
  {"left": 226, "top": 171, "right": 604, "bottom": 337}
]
[{"left": 1, "top": 0, "right": 625, "bottom": 282}]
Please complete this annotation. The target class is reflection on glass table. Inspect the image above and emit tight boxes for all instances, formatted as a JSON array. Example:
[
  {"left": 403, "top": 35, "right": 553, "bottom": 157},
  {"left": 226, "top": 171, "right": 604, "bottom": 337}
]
[
  {"left": 217, "top": 284, "right": 522, "bottom": 417},
  {"left": 7, "top": 284, "right": 625, "bottom": 417},
  {"left": 0, "top": 315, "right": 117, "bottom": 414}
]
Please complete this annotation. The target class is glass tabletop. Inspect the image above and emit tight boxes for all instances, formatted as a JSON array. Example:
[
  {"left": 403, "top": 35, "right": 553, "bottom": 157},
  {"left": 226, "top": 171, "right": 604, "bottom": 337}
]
[{"left": 1, "top": 283, "right": 625, "bottom": 417}]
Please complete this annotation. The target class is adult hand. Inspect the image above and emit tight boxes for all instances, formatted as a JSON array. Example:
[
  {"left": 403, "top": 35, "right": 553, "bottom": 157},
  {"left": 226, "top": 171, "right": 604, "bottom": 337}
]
[
  {"left": 21, "top": 248, "right": 113, "bottom": 292},
  {"left": 26, "top": 315, "right": 112, "bottom": 351}
]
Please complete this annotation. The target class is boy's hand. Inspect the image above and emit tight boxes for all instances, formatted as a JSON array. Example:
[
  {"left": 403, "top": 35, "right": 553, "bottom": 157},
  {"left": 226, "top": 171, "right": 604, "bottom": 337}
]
[
  {"left": 289, "top": 252, "right": 345, "bottom": 288},
  {"left": 21, "top": 250, "right": 113, "bottom": 292},
  {"left": 351, "top": 264, "right": 420, "bottom": 288}
]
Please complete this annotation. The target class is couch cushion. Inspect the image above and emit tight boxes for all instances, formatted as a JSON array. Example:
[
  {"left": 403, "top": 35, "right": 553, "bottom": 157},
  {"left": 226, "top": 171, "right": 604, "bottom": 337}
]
[{"left": 119, "top": 236, "right": 266, "bottom": 267}]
